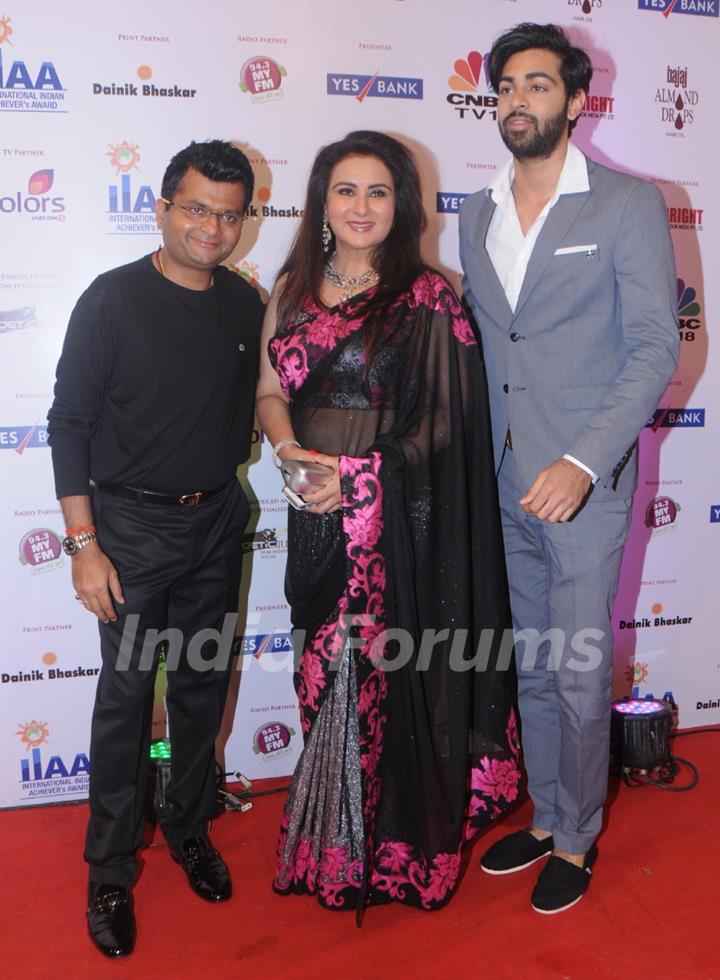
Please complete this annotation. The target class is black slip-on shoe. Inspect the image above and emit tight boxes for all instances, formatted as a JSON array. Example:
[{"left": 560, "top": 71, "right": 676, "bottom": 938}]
[
  {"left": 531, "top": 843, "right": 599, "bottom": 914},
  {"left": 481, "top": 828, "right": 554, "bottom": 875},
  {"left": 87, "top": 883, "right": 136, "bottom": 958},
  {"left": 170, "top": 834, "right": 232, "bottom": 903}
]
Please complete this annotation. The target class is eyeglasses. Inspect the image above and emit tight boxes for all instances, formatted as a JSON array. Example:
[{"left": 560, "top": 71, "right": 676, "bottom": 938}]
[{"left": 159, "top": 197, "right": 243, "bottom": 226}]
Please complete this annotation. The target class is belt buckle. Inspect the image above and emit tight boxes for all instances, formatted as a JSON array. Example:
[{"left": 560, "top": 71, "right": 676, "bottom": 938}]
[{"left": 178, "top": 491, "right": 203, "bottom": 506}]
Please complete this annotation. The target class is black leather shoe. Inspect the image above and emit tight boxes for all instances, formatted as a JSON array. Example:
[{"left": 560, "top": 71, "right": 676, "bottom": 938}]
[
  {"left": 480, "top": 828, "right": 554, "bottom": 875},
  {"left": 170, "top": 835, "right": 232, "bottom": 902},
  {"left": 87, "top": 883, "right": 136, "bottom": 958}
]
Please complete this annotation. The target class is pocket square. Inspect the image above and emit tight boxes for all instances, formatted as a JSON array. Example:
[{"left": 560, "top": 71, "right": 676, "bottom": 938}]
[{"left": 554, "top": 244, "right": 598, "bottom": 256}]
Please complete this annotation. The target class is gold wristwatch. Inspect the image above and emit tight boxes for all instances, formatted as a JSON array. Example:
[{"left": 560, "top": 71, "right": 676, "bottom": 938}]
[{"left": 61, "top": 530, "right": 98, "bottom": 556}]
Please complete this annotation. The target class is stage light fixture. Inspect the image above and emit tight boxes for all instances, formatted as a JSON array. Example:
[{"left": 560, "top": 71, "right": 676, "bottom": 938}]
[
  {"left": 149, "top": 737, "right": 172, "bottom": 820},
  {"left": 611, "top": 698, "right": 672, "bottom": 775}
]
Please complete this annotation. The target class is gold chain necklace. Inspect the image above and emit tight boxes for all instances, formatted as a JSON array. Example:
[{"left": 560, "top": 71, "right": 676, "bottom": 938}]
[
  {"left": 155, "top": 247, "right": 214, "bottom": 288},
  {"left": 323, "top": 258, "right": 379, "bottom": 302}
]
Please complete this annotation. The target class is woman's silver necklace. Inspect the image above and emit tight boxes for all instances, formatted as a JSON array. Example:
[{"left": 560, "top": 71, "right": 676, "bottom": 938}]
[{"left": 323, "top": 258, "right": 379, "bottom": 302}]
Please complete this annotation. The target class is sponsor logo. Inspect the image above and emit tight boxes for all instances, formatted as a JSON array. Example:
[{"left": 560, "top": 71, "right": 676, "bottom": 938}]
[
  {"left": 16, "top": 722, "right": 90, "bottom": 800},
  {"left": 710, "top": 505, "right": 720, "bottom": 523},
  {"left": 568, "top": 0, "right": 604, "bottom": 19},
  {"left": 447, "top": 51, "right": 496, "bottom": 121},
  {"left": 242, "top": 528, "right": 279, "bottom": 553},
  {"left": 327, "top": 72, "right": 423, "bottom": 101},
  {"left": 645, "top": 407, "right": 705, "bottom": 429},
  {"left": 677, "top": 278, "right": 702, "bottom": 341},
  {"left": 233, "top": 259, "right": 261, "bottom": 285},
  {"left": 0, "top": 423, "right": 49, "bottom": 450},
  {"left": 240, "top": 56, "right": 287, "bottom": 104},
  {"left": 0, "top": 304, "right": 37, "bottom": 333},
  {"left": 436, "top": 192, "right": 469, "bottom": 214},
  {"left": 18, "top": 527, "right": 63, "bottom": 574},
  {"left": 92, "top": 64, "right": 196, "bottom": 99},
  {"left": 251, "top": 721, "right": 296, "bottom": 760},
  {"left": 638, "top": 0, "right": 718, "bottom": 18},
  {"left": 656, "top": 65, "right": 699, "bottom": 136},
  {"left": 0, "top": 15, "right": 66, "bottom": 113},
  {"left": 244, "top": 185, "right": 303, "bottom": 220},
  {"left": 618, "top": 602, "right": 692, "bottom": 630},
  {"left": 2, "top": 652, "right": 99, "bottom": 685},
  {"left": 240, "top": 630, "right": 293, "bottom": 659},
  {"left": 696, "top": 697, "right": 720, "bottom": 710},
  {"left": 105, "top": 140, "right": 158, "bottom": 235},
  {"left": 0, "top": 168, "right": 65, "bottom": 220},
  {"left": 667, "top": 205, "right": 703, "bottom": 230},
  {"left": 624, "top": 660, "right": 650, "bottom": 685},
  {"left": 583, "top": 92, "right": 615, "bottom": 120},
  {"left": 644, "top": 496, "right": 681, "bottom": 533}
]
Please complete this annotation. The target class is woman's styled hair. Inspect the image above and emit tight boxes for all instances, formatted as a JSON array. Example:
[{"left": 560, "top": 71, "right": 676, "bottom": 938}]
[
  {"left": 276, "top": 130, "right": 427, "bottom": 333},
  {"left": 488, "top": 23, "right": 593, "bottom": 133}
]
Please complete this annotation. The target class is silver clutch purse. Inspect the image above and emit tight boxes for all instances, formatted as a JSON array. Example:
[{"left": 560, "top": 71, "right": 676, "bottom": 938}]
[{"left": 280, "top": 459, "right": 333, "bottom": 494}]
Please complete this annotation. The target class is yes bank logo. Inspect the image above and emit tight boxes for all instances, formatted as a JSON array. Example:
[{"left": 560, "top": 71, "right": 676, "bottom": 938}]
[
  {"left": 710, "top": 505, "right": 720, "bottom": 523},
  {"left": 638, "top": 1, "right": 718, "bottom": 17},
  {"left": 105, "top": 140, "right": 158, "bottom": 235},
  {"left": 437, "top": 192, "right": 469, "bottom": 214},
  {"left": 645, "top": 408, "right": 705, "bottom": 429},
  {"left": 327, "top": 72, "right": 423, "bottom": 101},
  {"left": 0, "top": 424, "right": 49, "bottom": 451}
]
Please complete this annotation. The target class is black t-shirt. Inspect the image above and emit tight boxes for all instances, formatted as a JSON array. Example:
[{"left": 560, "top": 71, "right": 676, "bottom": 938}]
[{"left": 48, "top": 254, "right": 264, "bottom": 497}]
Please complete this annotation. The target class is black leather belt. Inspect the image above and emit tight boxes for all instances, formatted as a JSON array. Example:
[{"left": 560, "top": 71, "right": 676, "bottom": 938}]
[{"left": 98, "top": 480, "right": 232, "bottom": 506}]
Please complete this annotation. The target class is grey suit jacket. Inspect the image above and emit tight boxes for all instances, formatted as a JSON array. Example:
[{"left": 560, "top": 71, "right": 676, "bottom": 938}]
[{"left": 459, "top": 154, "right": 679, "bottom": 502}]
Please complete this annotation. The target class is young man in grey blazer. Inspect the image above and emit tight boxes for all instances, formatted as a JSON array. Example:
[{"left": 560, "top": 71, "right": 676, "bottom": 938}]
[{"left": 459, "top": 23, "right": 678, "bottom": 914}]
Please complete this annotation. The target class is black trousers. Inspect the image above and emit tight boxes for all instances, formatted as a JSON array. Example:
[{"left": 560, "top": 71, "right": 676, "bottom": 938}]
[{"left": 84, "top": 480, "right": 249, "bottom": 886}]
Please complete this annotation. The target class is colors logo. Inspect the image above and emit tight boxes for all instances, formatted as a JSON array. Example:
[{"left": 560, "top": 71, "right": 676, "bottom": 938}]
[
  {"left": 105, "top": 140, "right": 158, "bottom": 235},
  {"left": 638, "top": 0, "right": 718, "bottom": 18},
  {"left": 0, "top": 14, "right": 65, "bottom": 113},
  {"left": 0, "top": 169, "right": 65, "bottom": 220},
  {"left": 447, "top": 51, "right": 496, "bottom": 121},
  {"left": 645, "top": 407, "right": 705, "bottom": 429},
  {"left": 327, "top": 72, "right": 423, "bottom": 101},
  {"left": 252, "top": 722, "right": 295, "bottom": 760},
  {"left": 644, "top": 496, "right": 681, "bottom": 533},
  {"left": 240, "top": 56, "right": 287, "bottom": 104},
  {"left": 677, "top": 278, "right": 702, "bottom": 341},
  {"left": 0, "top": 423, "right": 49, "bottom": 450},
  {"left": 18, "top": 528, "right": 63, "bottom": 574},
  {"left": 655, "top": 65, "right": 699, "bottom": 135},
  {"left": 436, "top": 192, "right": 469, "bottom": 214}
]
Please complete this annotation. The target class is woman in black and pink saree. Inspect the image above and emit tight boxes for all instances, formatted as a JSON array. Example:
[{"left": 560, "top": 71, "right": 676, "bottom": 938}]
[{"left": 256, "top": 131, "right": 520, "bottom": 918}]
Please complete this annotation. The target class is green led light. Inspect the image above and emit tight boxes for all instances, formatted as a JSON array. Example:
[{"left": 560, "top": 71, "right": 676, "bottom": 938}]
[{"left": 150, "top": 739, "right": 172, "bottom": 761}]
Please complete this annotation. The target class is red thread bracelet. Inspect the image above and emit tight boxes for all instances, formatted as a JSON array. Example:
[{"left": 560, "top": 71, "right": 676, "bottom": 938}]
[{"left": 65, "top": 525, "right": 96, "bottom": 536}]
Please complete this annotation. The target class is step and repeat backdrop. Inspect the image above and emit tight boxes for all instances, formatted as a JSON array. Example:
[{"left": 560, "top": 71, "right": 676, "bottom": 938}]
[{"left": 1, "top": 0, "right": 717, "bottom": 808}]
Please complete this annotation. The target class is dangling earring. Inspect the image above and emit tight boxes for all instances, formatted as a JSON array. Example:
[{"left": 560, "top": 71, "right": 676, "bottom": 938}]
[{"left": 322, "top": 212, "right": 332, "bottom": 254}]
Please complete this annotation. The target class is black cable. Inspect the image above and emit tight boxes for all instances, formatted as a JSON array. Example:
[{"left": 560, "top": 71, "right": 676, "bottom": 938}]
[{"left": 621, "top": 753, "right": 699, "bottom": 792}]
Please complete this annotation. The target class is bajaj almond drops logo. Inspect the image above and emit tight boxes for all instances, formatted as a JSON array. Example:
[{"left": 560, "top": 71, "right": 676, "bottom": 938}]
[
  {"left": 656, "top": 65, "right": 699, "bottom": 135},
  {"left": 0, "top": 14, "right": 66, "bottom": 113},
  {"left": 240, "top": 56, "right": 287, "bottom": 104},
  {"left": 0, "top": 169, "right": 65, "bottom": 220},
  {"left": 447, "top": 51, "right": 496, "bottom": 120},
  {"left": 638, "top": 1, "right": 718, "bottom": 18},
  {"left": 568, "top": 0, "right": 603, "bottom": 20},
  {"left": 105, "top": 140, "right": 158, "bottom": 235},
  {"left": 644, "top": 496, "right": 681, "bottom": 534},
  {"left": 677, "top": 278, "right": 702, "bottom": 341}
]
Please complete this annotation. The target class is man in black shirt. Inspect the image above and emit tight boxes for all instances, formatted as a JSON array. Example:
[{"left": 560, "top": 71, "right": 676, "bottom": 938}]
[{"left": 47, "top": 140, "right": 264, "bottom": 958}]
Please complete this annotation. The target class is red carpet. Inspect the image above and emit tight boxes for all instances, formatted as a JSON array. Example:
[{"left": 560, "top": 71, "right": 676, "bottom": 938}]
[{"left": 1, "top": 732, "right": 717, "bottom": 980}]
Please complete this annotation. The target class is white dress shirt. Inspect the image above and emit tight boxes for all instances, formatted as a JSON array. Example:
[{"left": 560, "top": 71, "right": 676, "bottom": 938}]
[{"left": 485, "top": 143, "right": 597, "bottom": 483}]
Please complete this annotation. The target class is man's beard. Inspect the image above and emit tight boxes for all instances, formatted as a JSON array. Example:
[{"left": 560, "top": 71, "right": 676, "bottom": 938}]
[{"left": 499, "top": 105, "right": 568, "bottom": 160}]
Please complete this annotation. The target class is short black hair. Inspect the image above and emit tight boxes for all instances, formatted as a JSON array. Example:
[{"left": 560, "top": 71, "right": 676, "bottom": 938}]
[
  {"left": 488, "top": 23, "right": 593, "bottom": 133},
  {"left": 160, "top": 139, "right": 255, "bottom": 213}
]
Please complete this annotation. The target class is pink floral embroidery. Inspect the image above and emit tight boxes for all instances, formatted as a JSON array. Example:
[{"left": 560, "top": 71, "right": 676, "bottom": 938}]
[
  {"left": 296, "top": 649, "right": 325, "bottom": 712},
  {"left": 471, "top": 756, "right": 521, "bottom": 803},
  {"left": 452, "top": 314, "right": 477, "bottom": 347}
]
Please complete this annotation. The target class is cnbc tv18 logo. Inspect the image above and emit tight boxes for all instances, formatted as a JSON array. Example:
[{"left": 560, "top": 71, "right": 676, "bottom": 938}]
[
  {"left": 16, "top": 720, "right": 90, "bottom": 801},
  {"left": 656, "top": 65, "right": 699, "bottom": 135},
  {"left": 105, "top": 140, "right": 158, "bottom": 235},
  {"left": 447, "top": 51, "right": 497, "bottom": 121},
  {"left": 638, "top": 0, "right": 718, "bottom": 18},
  {"left": 0, "top": 14, "right": 65, "bottom": 113},
  {"left": 677, "top": 278, "right": 702, "bottom": 342},
  {"left": 0, "top": 169, "right": 65, "bottom": 221}
]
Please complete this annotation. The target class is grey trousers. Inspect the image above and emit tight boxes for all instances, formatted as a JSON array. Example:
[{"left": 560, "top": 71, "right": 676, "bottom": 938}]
[{"left": 498, "top": 449, "right": 632, "bottom": 854}]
